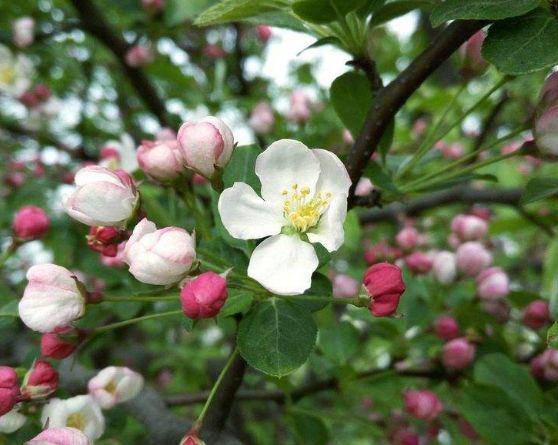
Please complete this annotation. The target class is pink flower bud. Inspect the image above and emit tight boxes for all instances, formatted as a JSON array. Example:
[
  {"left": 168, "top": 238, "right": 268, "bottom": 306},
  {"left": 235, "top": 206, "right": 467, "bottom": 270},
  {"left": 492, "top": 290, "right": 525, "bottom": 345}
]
[
  {"left": 34, "top": 83, "right": 51, "bottom": 102},
  {"left": 431, "top": 251, "right": 457, "bottom": 284},
  {"left": 26, "top": 427, "right": 91, "bottom": 445},
  {"left": 460, "top": 30, "right": 488, "bottom": 79},
  {"left": 41, "top": 326, "right": 85, "bottom": 360},
  {"left": 181, "top": 271, "right": 228, "bottom": 319},
  {"left": 142, "top": 0, "right": 165, "bottom": 14},
  {"left": 125, "top": 44, "right": 154, "bottom": 67},
  {"left": 178, "top": 116, "right": 234, "bottom": 179},
  {"left": 396, "top": 226, "right": 420, "bottom": 251},
  {"left": 87, "top": 226, "right": 126, "bottom": 256},
  {"left": 100, "top": 241, "right": 127, "bottom": 268},
  {"left": 99, "top": 145, "right": 119, "bottom": 160},
  {"left": 355, "top": 177, "right": 374, "bottom": 197},
  {"left": 19, "top": 264, "right": 86, "bottom": 333},
  {"left": 476, "top": 267, "right": 509, "bottom": 300},
  {"left": 364, "top": 242, "right": 401, "bottom": 265},
  {"left": 19, "top": 90, "right": 40, "bottom": 107},
  {"left": 442, "top": 143, "right": 464, "bottom": 160},
  {"left": 12, "top": 16, "right": 35, "bottom": 48},
  {"left": 203, "top": 44, "right": 225, "bottom": 58},
  {"left": 392, "top": 429, "right": 419, "bottom": 445},
  {"left": 451, "top": 214, "right": 488, "bottom": 241},
  {"left": 531, "top": 349, "right": 558, "bottom": 381},
  {"left": 5, "top": 172, "right": 25, "bottom": 188},
  {"left": 249, "top": 102, "right": 275, "bottom": 135},
  {"left": 332, "top": 274, "right": 359, "bottom": 298},
  {"left": 433, "top": 316, "right": 459, "bottom": 341},
  {"left": 364, "top": 262, "right": 406, "bottom": 317},
  {"left": 535, "top": 104, "right": 558, "bottom": 156},
  {"left": 522, "top": 299, "right": 550, "bottom": 330},
  {"left": 255, "top": 25, "right": 272, "bottom": 43},
  {"left": 0, "top": 367, "right": 20, "bottom": 416},
  {"left": 180, "top": 433, "right": 206, "bottom": 445},
  {"left": 442, "top": 337, "right": 475, "bottom": 370},
  {"left": 404, "top": 252, "right": 433, "bottom": 275},
  {"left": 12, "top": 205, "right": 49, "bottom": 241},
  {"left": 403, "top": 389, "right": 443, "bottom": 421},
  {"left": 412, "top": 118, "right": 427, "bottom": 138},
  {"left": 88, "top": 366, "right": 144, "bottom": 409},
  {"left": 456, "top": 242, "right": 492, "bottom": 277},
  {"left": 286, "top": 90, "right": 312, "bottom": 123},
  {"left": 137, "top": 139, "right": 184, "bottom": 181},
  {"left": 470, "top": 206, "right": 491, "bottom": 221},
  {"left": 21, "top": 360, "right": 58, "bottom": 400}
]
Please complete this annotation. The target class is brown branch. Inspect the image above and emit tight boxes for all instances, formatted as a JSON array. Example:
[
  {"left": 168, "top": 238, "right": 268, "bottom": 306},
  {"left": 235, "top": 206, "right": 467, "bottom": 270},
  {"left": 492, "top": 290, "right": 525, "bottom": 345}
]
[
  {"left": 359, "top": 185, "right": 523, "bottom": 224},
  {"left": 68, "top": 0, "right": 172, "bottom": 126},
  {"left": 346, "top": 20, "right": 487, "bottom": 206}
]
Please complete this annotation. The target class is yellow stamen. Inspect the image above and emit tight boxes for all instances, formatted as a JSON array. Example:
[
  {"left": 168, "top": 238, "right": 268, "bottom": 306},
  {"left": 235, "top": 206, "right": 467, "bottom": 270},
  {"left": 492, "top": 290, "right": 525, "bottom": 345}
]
[
  {"left": 282, "top": 184, "right": 331, "bottom": 232},
  {"left": 67, "top": 413, "right": 86, "bottom": 430}
]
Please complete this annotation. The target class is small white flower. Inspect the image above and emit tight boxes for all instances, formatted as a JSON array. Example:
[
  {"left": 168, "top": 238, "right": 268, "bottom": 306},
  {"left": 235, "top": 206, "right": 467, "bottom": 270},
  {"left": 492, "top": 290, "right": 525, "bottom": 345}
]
[
  {"left": 0, "top": 407, "right": 26, "bottom": 434},
  {"left": 218, "top": 139, "right": 351, "bottom": 295},
  {"left": 18, "top": 264, "right": 86, "bottom": 333},
  {"left": 41, "top": 395, "right": 105, "bottom": 442},
  {"left": 0, "top": 44, "right": 33, "bottom": 96},
  {"left": 88, "top": 366, "right": 144, "bottom": 409},
  {"left": 100, "top": 134, "right": 139, "bottom": 173}
]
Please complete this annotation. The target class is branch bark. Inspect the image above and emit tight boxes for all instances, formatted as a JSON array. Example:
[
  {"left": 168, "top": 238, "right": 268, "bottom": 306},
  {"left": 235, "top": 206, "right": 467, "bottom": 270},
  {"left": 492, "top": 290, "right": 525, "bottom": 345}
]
[
  {"left": 359, "top": 185, "right": 523, "bottom": 224},
  {"left": 346, "top": 20, "right": 487, "bottom": 205},
  {"left": 68, "top": 0, "right": 171, "bottom": 126}
]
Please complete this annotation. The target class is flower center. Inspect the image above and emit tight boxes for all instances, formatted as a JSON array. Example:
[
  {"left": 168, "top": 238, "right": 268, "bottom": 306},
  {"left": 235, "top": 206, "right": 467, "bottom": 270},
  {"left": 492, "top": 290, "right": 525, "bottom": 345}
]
[
  {"left": 105, "top": 380, "right": 118, "bottom": 394},
  {"left": 67, "top": 413, "right": 86, "bottom": 430},
  {"left": 0, "top": 66, "right": 15, "bottom": 86},
  {"left": 282, "top": 184, "right": 331, "bottom": 233}
]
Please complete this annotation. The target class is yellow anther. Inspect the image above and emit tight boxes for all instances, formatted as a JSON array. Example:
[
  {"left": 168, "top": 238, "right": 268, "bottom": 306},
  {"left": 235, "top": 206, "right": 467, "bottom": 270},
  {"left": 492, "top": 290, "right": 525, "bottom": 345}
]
[{"left": 282, "top": 183, "right": 332, "bottom": 232}]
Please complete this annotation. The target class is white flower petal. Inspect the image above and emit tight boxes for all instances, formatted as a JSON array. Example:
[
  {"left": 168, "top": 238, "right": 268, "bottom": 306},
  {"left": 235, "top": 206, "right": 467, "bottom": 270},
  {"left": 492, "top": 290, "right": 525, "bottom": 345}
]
[
  {"left": 248, "top": 234, "right": 318, "bottom": 295},
  {"left": 255, "top": 139, "right": 320, "bottom": 205},
  {"left": 307, "top": 195, "right": 346, "bottom": 252},
  {"left": 218, "top": 182, "right": 283, "bottom": 240},
  {"left": 312, "top": 149, "right": 351, "bottom": 197}
]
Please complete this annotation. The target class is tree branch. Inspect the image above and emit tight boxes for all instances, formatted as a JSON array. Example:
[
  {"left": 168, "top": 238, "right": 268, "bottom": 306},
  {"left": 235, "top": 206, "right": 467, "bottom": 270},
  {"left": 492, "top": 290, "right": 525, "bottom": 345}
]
[
  {"left": 67, "top": 0, "right": 172, "bottom": 126},
  {"left": 346, "top": 20, "right": 487, "bottom": 206},
  {"left": 359, "top": 185, "right": 523, "bottom": 224}
]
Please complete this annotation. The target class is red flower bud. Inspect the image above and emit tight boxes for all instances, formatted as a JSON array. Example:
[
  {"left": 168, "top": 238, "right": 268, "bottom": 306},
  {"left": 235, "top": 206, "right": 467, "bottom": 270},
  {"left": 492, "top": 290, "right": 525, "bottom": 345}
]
[
  {"left": 180, "top": 272, "right": 228, "bottom": 319},
  {"left": 34, "top": 83, "right": 51, "bottom": 102},
  {"left": 433, "top": 316, "right": 459, "bottom": 341},
  {"left": 404, "top": 252, "right": 433, "bottom": 274},
  {"left": 460, "top": 30, "right": 488, "bottom": 79},
  {"left": 256, "top": 25, "right": 272, "bottom": 43},
  {"left": 363, "top": 262, "right": 406, "bottom": 317},
  {"left": 13, "top": 206, "right": 49, "bottom": 241},
  {"left": 0, "top": 366, "right": 20, "bottom": 416},
  {"left": 87, "top": 226, "right": 127, "bottom": 256},
  {"left": 21, "top": 360, "right": 58, "bottom": 400},
  {"left": 442, "top": 337, "right": 475, "bottom": 371},
  {"left": 404, "top": 389, "right": 443, "bottom": 421},
  {"left": 522, "top": 299, "right": 550, "bottom": 330},
  {"left": 41, "top": 326, "right": 85, "bottom": 360}
]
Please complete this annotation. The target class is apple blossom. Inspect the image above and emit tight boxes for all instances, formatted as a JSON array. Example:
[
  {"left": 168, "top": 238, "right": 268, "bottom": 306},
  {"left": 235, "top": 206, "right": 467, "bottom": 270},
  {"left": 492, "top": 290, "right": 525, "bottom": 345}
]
[
  {"left": 476, "top": 267, "right": 509, "bottom": 300},
  {"left": 41, "top": 395, "right": 105, "bottom": 441},
  {"left": 26, "top": 427, "right": 91, "bottom": 445},
  {"left": 12, "top": 205, "right": 49, "bottom": 240},
  {"left": 0, "top": 367, "right": 20, "bottom": 416},
  {"left": 156, "top": 127, "right": 176, "bottom": 141},
  {"left": 0, "top": 407, "right": 26, "bottom": 434},
  {"left": 249, "top": 102, "right": 275, "bottom": 135},
  {"left": 286, "top": 90, "right": 312, "bottom": 123},
  {"left": 522, "top": 299, "right": 550, "bottom": 330},
  {"left": 531, "top": 349, "right": 558, "bottom": 381},
  {"left": 88, "top": 367, "right": 144, "bottom": 409},
  {"left": 403, "top": 389, "right": 443, "bottom": 421},
  {"left": 442, "top": 337, "right": 475, "bottom": 370},
  {"left": 395, "top": 226, "right": 420, "bottom": 251},
  {"left": 431, "top": 251, "right": 457, "bottom": 285},
  {"left": 451, "top": 214, "right": 488, "bottom": 241},
  {"left": 125, "top": 44, "right": 154, "bottom": 67},
  {"left": 404, "top": 252, "right": 433, "bottom": 274},
  {"left": 124, "top": 218, "right": 196, "bottom": 286},
  {"left": 99, "top": 134, "right": 138, "bottom": 173},
  {"left": 363, "top": 262, "right": 406, "bottom": 317},
  {"left": 456, "top": 241, "right": 492, "bottom": 277},
  {"left": 433, "top": 316, "right": 459, "bottom": 341},
  {"left": 332, "top": 274, "right": 359, "bottom": 298},
  {"left": 177, "top": 116, "right": 235, "bottom": 179},
  {"left": 180, "top": 272, "right": 228, "bottom": 319},
  {"left": 218, "top": 139, "right": 351, "bottom": 295},
  {"left": 21, "top": 360, "right": 58, "bottom": 400},
  {"left": 19, "top": 264, "right": 86, "bottom": 333},
  {"left": 137, "top": 139, "right": 184, "bottom": 181},
  {"left": 12, "top": 17, "right": 35, "bottom": 48},
  {"left": 442, "top": 143, "right": 464, "bottom": 160},
  {"left": 0, "top": 44, "right": 33, "bottom": 96},
  {"left": 63, "top": 166, "right": 139, "bottom": 228},
  {"left": 41, "top": 326, "right": 85, "bottom": 360}
]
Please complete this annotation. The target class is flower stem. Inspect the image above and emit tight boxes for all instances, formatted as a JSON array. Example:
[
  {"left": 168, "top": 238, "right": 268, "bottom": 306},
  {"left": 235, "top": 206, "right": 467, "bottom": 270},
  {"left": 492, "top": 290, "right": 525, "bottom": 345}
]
[
  {"left": 274, "top": 294, "right": 366, "bottom": 307},
  {"left": 93, "top": 310, "right": 182, "bottom": 333},
  {"left": 193, "top": 347, "right": 240, "bottom": 432}
]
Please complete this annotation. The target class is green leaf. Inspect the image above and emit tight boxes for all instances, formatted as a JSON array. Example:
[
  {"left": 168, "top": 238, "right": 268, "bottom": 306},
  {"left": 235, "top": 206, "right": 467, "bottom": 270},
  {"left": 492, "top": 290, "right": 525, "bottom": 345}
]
[
  {"left": 520, "top": 176, "right": 558, "bottom": 205},
  {"left": 223, "top": 144, "right": 261, "bottom": 192},
  {"left": 542, "top": 236, "right": 558, "bottom": 318},
  {"left": 366, "top": 161, "right": 399, "bottom": 193},
  {"left": 294, "top": 273, "right": 332, "bottom": 313},
  {"left": 293, "top": 0, "right": 368, "bottom": 24},
  {"left": 219, "top": 290, "right": 254, "bottom": 318},
  {"left": 195, "top": 0, "right": 287, "bottom": 26},
  {"left": 291, "top": 411, "right": 330, "bottom": 445},
  {"left": 474, "top": 353, "right": 544, "bottom": 420},
  {"left": 165, "top": 0, "right": 215, "bottom": 26},
  {"left": 483, "top": 9, "right": 558, "bottom": 75},
  {"left": 548, "top": 321, "right": 558, "bottom": 349},
  {"left": 0, "top": 300, "right": 18, "bottom": 317},
  {"left": 297, "top": 36, "right": 342, "bottom": 56},
  {"left": 431, "top": 0, "right": 539, "bottom": 27},
  {"left": 330, "top": 71, "right": 373, "bottom": 138},
  {"left": 343, "top": 209, "right": 362, "bottom": 252},
  {"left": 319, "top": 321, "right": 359, "bottom": 364},
  {"left": 454, "top": 384, "right": 534, "bottom": 445},
  {"left": 238, "top": 298, "right": 317, "bottom": 377},
  {"left": 371, "top": 0, "right": 435, "bottom": 28}
]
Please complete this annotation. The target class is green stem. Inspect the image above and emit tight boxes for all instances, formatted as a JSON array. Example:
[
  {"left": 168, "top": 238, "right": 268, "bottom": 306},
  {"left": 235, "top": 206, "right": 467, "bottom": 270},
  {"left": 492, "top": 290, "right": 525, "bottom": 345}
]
[
  {"left": 102, "top": 295, "right": 178, "bottom": 303},
  {"left": 193, "top": 347, "right": 240, "bottom": 431},
  {"left": 93, "top": 310, "right": 182, "bottom": 333},
  {"left": 274, "top": 294, "right": 365, "bottom": 307}
]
